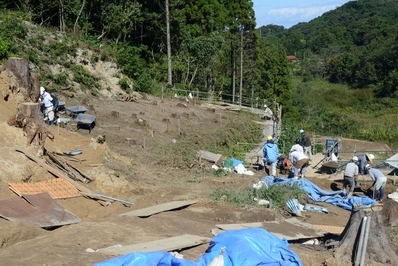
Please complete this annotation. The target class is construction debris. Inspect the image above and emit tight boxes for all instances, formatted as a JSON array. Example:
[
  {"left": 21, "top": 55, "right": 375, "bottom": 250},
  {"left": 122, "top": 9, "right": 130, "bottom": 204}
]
[
  {"left": 0, "top": 192, "right": 81, "bottom": 228},
  {"left": 9, "top": 178, "right": 80, "bottom": 199}
]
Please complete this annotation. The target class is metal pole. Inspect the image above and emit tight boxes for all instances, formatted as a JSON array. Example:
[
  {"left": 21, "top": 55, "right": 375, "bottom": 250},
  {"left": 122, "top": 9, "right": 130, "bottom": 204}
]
[
  {"left": 354, "top": 216, "right": 367, "bottom": 266},
  {"left": 360, "top": 216, "right": 371, "bottom": 266}
]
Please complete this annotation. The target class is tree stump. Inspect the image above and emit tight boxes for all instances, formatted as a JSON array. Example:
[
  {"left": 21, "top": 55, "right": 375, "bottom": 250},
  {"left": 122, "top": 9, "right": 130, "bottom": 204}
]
[
  {"left": 0, "top": 58, "right": 39, "bottom": 102},
  {"left": 331, "top": 206, "right": 398, "bottom": 265},
  {"left": 7, "top": 102, "right": 54, "bottom": 152},
  {"left": 111, "top": 111, "right": 119, "bottom": 118},
  {"left": 162, "top": 118, "right": 171, "bottom": 132}
]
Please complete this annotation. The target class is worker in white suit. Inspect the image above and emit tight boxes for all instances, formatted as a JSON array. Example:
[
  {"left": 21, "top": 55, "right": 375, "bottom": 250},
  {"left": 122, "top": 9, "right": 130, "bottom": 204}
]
[{"left": 39, "top": 86, "right": 54, "bottom": 125}]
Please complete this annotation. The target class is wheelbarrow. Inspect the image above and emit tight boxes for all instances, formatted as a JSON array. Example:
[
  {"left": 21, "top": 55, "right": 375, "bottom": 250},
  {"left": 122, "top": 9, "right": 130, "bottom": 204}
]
[
  {"left": 76, "top": 113, "right": 96, "bottom": 133},
  {"left": 66, "top": 105, "right": 88, "bottom": 118}
]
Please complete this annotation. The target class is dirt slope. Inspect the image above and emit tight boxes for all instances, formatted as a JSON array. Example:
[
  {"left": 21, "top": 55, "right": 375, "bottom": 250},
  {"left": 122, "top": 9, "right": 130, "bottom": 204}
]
[{"left": 0, "top": 64, "right": 396, "bottom": 266}]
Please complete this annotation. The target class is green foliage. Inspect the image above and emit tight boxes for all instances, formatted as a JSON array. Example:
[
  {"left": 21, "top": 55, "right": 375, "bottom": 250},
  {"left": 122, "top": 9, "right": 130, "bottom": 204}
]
[
  {"left": 53, "top": 72, "right": 69, "bottom": 87},
  {"left": 214, "top": 168, "right": 228, "bottom": 177},
  {"left": 210, "top": 188, "right": 254, "bottom": 208},
  {"left": 210, "top": 184, "right": 307, "bottom": 210},
  {"left": 255, "top": 184, "right": 307, "bottom": 210},
  {"left": 0, "top": 37, "right": 9, "bottom": 60},
  {"left": 71, "top": 65, "right": 99, "bottom": 91},
  {"left": 97, "top": 135, "right": 106, "bottom": 144},
  {"left": 287, "top": 78, "right": 398, "bottom": 145},
  {"left": 118, "top": 77, "right": 131, "bottom": 92},
  {"left": 270, "top": 0, "right": 398, "bottom": 97},
  {"left": 46, "top": 41, "right": 78, "bottom": 60},
  {"left": 208, "top": 120, "right": 263, "bottom": 160}
]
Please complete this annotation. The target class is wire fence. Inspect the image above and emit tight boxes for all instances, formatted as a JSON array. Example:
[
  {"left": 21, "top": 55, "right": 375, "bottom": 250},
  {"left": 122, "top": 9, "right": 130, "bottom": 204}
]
[{"left": 162, "top": 87, "right": 268, "bottom": 110}]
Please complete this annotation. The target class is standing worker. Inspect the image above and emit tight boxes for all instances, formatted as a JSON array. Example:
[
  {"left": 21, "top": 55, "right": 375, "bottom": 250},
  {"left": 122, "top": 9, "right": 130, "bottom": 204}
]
[
  {"left": 289, "top": 149, "right": 309, "bottom": 179},
  {"left": 356, "top": 153, "right": 374, "bottom": 175},
  {"left": 300, "top": 129, "right": 312, "bottom": 161},
  {"left": 343, "top": 156, "right": 359, "bottom": 197},
  {"left": 365, "top": 164, "right": 386, "bottom": 203},
  {"left": 263, "top": 135, "right": 279, "bottom": 176},
  {"left": 39, "top": 86, "right": 55, "bottom": 125}
]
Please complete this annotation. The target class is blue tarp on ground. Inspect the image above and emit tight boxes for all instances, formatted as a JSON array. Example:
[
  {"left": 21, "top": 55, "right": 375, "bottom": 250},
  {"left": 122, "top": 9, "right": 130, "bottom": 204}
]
[
  {"left": 260, "top": 176, "right": 377, "bottom": 211},
  {"left": 94, "top": 228, "right": 303, "bottom": 266}
]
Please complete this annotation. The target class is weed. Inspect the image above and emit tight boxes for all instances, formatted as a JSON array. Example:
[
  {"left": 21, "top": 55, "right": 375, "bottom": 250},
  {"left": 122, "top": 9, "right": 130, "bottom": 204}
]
[
  {"left": 210, "top": 183, "right": 307, "bottom": 211},
  {"left": 97, "top": 135, "right": 106, "bottom": 144}
]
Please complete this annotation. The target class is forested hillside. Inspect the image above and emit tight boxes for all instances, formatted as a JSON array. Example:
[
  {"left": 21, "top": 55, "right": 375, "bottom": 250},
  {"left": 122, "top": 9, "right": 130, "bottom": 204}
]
[
  {"left": 260, "top": 0, "right": 398, "bottom": 145},
  {"left": 261, "top": 0, "right": 398, "bottom": 95},
  {"left": 1, "top": 0, "right": 398, "bottom": 145},
  {"left": 0, "top": 0, "right": 293, "bottom": 114}
]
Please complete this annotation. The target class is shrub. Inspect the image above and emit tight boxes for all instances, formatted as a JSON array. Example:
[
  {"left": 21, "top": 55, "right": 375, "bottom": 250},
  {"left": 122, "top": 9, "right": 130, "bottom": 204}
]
[
  {"left": 0, "top": 37, "right": 9, "bottom": 60},
  {"left": 210, "top": 183, "right": 307, "bottom": 211}
]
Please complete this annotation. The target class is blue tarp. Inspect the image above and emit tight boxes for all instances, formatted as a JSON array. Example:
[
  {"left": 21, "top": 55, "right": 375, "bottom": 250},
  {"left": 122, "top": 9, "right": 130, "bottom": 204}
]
[
  {"left": 94, "top": 228, "right": 303, "bottom": 266},
  {"left": 261, "top": 176, "right": 377, "bottom": 211}
]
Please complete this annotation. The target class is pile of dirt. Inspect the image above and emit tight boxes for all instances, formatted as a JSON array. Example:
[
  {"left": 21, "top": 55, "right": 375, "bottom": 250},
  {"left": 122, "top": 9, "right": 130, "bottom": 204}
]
[{"left": 1, "top": 61, "right": 397, "bottom": 265}]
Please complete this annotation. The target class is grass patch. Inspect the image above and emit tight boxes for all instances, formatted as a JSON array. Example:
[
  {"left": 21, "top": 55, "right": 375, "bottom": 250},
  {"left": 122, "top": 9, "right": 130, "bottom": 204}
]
[{"left": 210, "top": 183, "right": 307, "bottom": 211}]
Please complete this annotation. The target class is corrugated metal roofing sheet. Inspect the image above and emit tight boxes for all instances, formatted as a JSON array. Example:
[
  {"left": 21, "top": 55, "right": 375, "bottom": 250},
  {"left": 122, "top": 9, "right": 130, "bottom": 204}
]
[{"left": 0, "top": 192, "right": 81, "bottom": 228}]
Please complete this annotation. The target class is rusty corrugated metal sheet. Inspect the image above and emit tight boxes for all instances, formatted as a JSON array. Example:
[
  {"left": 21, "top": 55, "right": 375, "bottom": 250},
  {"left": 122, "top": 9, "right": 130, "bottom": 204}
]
[
  {"left": 0, "top": 192, "right": 81, "bottom": 228},
  {"left": 9, "top": 178, "right": 80, "bottom": 199}
]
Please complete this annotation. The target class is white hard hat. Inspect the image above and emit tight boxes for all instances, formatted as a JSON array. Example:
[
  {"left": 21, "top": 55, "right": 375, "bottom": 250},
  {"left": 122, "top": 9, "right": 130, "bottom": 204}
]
[
  {"left": 368, "top": 154, "right": 374, "bottom": 160},
  {"left": 365, "top": 164, "right": 371, "bottom": 170},
  {"left": 264, "top": 104, "right": 267, "bottom": 108},
  {"left": 299, "top": 129, "right": 304, "bottom": 134},
  {"left": 40, "top": 86, "right": 45, "bottom": 94},
  {"left": 352, "top": 156, "right": 358, "bottom": 162}
]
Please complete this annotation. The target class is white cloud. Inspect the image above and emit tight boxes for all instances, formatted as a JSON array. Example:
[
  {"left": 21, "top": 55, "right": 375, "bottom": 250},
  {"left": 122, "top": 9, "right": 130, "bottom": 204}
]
[
  {"left": 254, "top": 1, "right": 351, "bottom": 28},
  {"left": 268, "top": 5, "right": 337, "bottom": 21}
]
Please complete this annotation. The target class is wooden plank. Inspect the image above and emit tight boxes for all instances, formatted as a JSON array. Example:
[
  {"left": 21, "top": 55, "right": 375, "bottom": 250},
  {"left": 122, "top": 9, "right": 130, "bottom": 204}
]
[
  {"left": 97, "top": 234, "right": 211, "bottom": 256},
  {"left": 15, "top": 148, "right": 132, "bottom": 205},
  {"left": 120, "top": 200, "right": 197, "bottom": 217},
  {"left": 216, "top": 219, "right": 326, "bottom": 240},
  {"left": 312, "top": 224, "right": 344, "bottom": 235},
  {"left": 15, "top": 148, "right": 94, "bottom": 195},
  {"left": 197, "top": 150, "right": 222, "bottom": 163}
]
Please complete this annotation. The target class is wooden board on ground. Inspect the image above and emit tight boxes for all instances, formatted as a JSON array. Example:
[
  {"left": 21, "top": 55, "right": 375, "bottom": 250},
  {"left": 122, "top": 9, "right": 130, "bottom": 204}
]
[
  {"left": 119, "top": 200, "right": 197, "bottom": 217},
  {"left": 197, "top": 150, "right": 222, "bottom": 163},
  {"left": 216, "top": 218, "right": 326, "bottom": 240},
  {"left": 97, "top": 234, "right": 211, "bottom": 256},
  {"left": 312, "top": 224, "right": 345, "bottom": 235}
]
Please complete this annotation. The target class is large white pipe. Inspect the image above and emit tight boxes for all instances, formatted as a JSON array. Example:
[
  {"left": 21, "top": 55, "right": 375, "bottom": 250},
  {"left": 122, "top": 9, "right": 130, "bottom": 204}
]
[
  {"left": 354, "top": 216, "right": 367, "bottom": 266},
  {"left": 360, "top": 216, "right": 372, "bottom": 266}
]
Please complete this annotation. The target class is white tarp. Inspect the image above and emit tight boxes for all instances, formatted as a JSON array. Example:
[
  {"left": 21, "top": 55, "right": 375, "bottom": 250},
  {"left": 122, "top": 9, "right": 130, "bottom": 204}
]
[{"left": 385, "top": 153, "right": 398, "bottom": 168}]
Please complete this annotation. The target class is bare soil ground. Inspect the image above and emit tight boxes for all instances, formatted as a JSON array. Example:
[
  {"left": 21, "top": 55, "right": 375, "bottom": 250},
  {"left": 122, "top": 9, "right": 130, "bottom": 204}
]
[{"left": 0, "top": 70, "right": 397, "bottom": 266}]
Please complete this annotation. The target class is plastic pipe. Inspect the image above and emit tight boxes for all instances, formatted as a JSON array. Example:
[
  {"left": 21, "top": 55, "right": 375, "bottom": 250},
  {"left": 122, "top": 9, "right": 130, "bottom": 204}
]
[
  {"left": 354, "top": 216, "right": 367, "bottom": 266},
  {"left": 360, "top": 216, "right": 371, "bottom": 266}
]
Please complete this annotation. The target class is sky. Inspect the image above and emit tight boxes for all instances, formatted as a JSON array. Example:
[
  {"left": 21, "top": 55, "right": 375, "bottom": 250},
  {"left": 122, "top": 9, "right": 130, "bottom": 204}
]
[{"left": 252, "top": 0, "right": 352, "bottom": 29}]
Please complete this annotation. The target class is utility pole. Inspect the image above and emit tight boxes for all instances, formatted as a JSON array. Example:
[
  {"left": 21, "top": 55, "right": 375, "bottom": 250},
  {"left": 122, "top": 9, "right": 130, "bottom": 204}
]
[{"left": 166, "top": 0, "right": 172, "bottom": 86}]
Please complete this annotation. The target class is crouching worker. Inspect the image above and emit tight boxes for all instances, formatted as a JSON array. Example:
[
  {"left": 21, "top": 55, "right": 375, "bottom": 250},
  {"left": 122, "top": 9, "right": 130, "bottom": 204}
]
[
  {"left": 366, "top": 164, "right": 386, "bottom": 203},
  {"left": 39, "top": 86, "right": 55, "bottom": 125},
  {"left": 289, "top": 149, "right": 309, "bottom": 179},
  {"left": 263, "top": 104, "right": 273, "bottom": 120},
  {"left": 263, "top": 135, "right": 279, "bottom": 176}
]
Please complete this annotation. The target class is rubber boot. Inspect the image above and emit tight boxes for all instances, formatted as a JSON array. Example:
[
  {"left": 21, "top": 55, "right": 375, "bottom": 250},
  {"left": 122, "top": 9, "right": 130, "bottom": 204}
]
[{"left": 379, "top": 187, "right": 385, "bottom": 202}]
